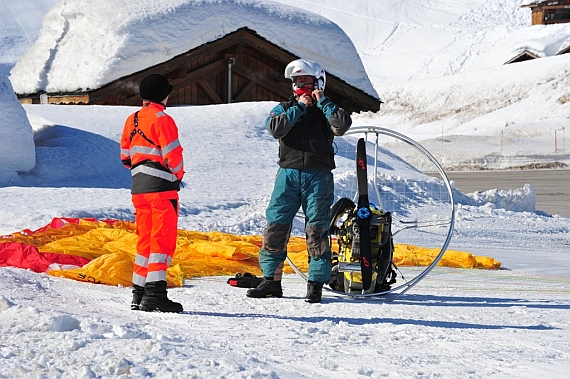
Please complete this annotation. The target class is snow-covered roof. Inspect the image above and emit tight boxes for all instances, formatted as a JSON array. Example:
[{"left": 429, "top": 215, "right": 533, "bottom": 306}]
[
  {"left": 9, "top": 0, "right": 378, "bottom": 99},
  {"left": 520, "top": 0, "right": 548, "bottom": 6},
  {"left": 506, "top": 33, "right": 570, "bottom": 63},
  {"left": 557, "top": 36, "right": 570, "bottom": 55}
]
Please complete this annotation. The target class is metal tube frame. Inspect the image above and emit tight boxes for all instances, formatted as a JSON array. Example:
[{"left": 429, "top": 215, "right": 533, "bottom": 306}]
[{"left": 286, "top": 126, "right": 456, "bottom": 299}]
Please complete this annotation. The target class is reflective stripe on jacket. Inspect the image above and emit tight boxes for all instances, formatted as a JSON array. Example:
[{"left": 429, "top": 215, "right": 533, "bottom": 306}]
[{"left": 120, "top": 102, "right": 184, "bottom": 194}]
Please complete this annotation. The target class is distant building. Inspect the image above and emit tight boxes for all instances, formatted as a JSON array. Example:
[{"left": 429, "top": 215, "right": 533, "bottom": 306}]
[
  {"left": 521, "top": 1, "right": 570, "bottom": 25},
  {"left": 504, "top": 50, "right": 540, "bottom": 64}
]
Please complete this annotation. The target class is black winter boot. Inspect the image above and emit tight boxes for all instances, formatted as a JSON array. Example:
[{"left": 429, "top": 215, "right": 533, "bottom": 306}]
[
  {"left": 140, "top": 281, "right": 183, "bottom": 313},
  {"left": 131, "top": 284, "right": 145, "bottom": 311},
  {"left": 246, "top": 278, "right": 283, "bottom": 298},
  {"left": 305, "top": 281, "right": 323, "bottom": 303}
]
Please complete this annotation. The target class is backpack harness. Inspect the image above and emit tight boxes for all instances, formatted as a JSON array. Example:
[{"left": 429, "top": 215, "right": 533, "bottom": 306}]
[{"left": 129, "top": 111, "right": 159, "bottom": 147}]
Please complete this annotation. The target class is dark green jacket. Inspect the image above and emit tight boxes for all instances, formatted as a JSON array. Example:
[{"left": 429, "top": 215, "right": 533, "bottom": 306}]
[{"left": 265, "top": 95, "right": 352, "bottom": 170}]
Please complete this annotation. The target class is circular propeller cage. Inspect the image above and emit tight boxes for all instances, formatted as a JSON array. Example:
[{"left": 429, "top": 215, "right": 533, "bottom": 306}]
[{"left": 286, "top": 126, "right": 456, "bottom": 299}]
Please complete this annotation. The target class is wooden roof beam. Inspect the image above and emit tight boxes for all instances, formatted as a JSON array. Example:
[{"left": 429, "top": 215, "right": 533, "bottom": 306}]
[
  {"left": 170, "top": 59, "right": 227, "bottom": 89},
  {"left": 197, "top": 80, "right": 223, "bottom": 104},
  {"left": 231, "top": 61, "right": 291, "bottom": 99}
]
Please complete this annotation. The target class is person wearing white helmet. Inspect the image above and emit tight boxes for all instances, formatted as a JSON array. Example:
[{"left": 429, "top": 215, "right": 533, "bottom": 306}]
[{"left": 246, "top": 59, "right": 352, "bottom": 303}]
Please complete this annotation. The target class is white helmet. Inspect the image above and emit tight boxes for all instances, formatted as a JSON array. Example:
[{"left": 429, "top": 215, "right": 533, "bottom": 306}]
[{"left": 284, "top": 59, "right": 326, "bottom": 92}]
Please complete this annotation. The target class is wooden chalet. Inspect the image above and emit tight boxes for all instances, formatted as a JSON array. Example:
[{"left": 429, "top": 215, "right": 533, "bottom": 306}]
[
  {"left": 18, "top": 28, "right": 381, "bottom": 114},
  {"left": 504, "top": 50, "right": 540, "bottom": 64},
  {"left": 522, "top": 0, "right": 570, "bottom": 25}
]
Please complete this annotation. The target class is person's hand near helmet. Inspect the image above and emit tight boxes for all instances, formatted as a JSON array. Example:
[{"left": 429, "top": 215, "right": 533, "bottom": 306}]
[
  {"left": 298, "top": 93, "right": 315, "bottom": 107},
  {"left": 312, "top": 89, "right": 324, "bottom": 102}
]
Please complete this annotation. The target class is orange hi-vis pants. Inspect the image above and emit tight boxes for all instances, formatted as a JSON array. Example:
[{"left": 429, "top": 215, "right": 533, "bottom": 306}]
[{"left": 131, "top": 191, "right": 179, "bottom": 287}]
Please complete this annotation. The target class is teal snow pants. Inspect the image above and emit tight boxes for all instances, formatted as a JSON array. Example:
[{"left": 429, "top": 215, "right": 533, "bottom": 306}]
[{"left": 258, "top": 168, "right": 334, "bottom": 283}]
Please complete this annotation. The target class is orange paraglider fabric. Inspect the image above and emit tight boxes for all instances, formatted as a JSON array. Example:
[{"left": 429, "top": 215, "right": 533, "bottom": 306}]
[{"left": 0, "top": 217, "right": 500, "bottom": 287}]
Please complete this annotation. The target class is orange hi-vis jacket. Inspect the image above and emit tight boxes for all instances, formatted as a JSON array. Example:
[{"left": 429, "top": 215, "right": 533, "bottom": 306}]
[{"left": 120, "top": 102, "right": 184, "bottom": 194}]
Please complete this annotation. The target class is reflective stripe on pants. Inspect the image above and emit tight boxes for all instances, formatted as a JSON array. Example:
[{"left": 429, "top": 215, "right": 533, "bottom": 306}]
[{"left": 131, "top": 190, "right": 179, "bottom": 287}]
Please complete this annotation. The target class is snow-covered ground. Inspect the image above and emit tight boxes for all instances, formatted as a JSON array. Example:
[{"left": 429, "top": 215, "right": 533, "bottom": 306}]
[{"left": 1, "top": 1, "right": 569, "bottom": 378}]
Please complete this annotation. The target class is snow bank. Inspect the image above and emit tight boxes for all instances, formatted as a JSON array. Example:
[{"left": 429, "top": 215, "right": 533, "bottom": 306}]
[
  {"left": 464, "top": 183, "right": 536, "bottom": 212},
  {"left": 0, "top": 74, "right": 35, "bottom": 183}
]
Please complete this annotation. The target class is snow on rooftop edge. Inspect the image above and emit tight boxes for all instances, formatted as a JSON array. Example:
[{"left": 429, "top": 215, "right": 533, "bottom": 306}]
[{"left": 9, "top": 0, "right": 378, "bottom": 99}]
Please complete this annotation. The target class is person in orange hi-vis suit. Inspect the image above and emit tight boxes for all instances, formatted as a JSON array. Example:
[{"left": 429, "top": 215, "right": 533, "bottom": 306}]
[{"left": 120, "top": 73, "right": 184, "bottom": 313}]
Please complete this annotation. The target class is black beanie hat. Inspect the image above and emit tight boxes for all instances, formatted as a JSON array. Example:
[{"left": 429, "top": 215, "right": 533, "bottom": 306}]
[{"left": 139, "top": 73, "right": 173, "bottom": 103}]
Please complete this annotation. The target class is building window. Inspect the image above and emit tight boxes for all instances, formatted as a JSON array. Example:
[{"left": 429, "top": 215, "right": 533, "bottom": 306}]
[{"left": 545, "top": 8, "right": 570, "bottom": 21}]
